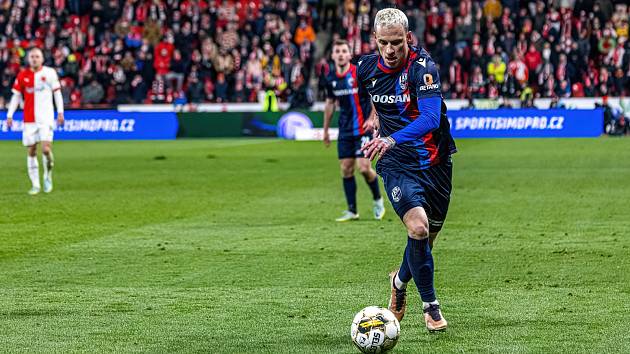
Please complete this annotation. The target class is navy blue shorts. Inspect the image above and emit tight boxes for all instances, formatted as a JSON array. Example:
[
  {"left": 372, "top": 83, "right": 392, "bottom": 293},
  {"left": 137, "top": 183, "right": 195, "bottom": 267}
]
[
  {"left": 378, "top": 157, "right": 453, "bottom": 232},
  {"left": 337, "top": 134, "right": 372, "bottom": 159}
]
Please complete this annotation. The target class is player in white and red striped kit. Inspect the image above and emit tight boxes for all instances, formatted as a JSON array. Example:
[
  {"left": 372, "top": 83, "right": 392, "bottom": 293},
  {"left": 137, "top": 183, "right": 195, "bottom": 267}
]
[{"left": 7, "top": 48, "right": 65, "bottom": 195}]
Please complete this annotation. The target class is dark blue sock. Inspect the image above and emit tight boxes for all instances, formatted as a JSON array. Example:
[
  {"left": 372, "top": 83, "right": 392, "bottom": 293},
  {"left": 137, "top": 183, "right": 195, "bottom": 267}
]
[
  {"left": 397, "top": 250, "right": 413, "bottom": 284},
  {"left": 342, "top": 176, "right": 357, "bottom": 213},
  {"left": 405, "top": 237, "right": 436, "bottom": 302},
  {"left": 365, "top": 176, "right": 381, "bottom": 200}
]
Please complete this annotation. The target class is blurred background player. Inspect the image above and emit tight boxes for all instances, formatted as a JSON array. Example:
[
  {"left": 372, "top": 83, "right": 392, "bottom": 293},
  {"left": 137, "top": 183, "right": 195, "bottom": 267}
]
[
  {"left": 323, "top": 39, "right": 385, "bottom": 222},
  {"left": 359, "top": 9, "right": 457, "bottom": 332},
  {"left": 6, "top": 48, "right": 64, "bottom": 195}
]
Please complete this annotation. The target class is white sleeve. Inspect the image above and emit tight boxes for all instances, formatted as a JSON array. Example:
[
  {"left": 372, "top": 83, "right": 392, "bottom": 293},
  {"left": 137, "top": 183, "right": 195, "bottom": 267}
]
[
  {"left": 7, "top": 91, "right": 21, "bottom": 119},
  {"left": 53, "top": 89, "right": 64, "bottom": 113},
  {"left": 51, "top": 69, "right": 64, "bottom": 113},
  {"left": 50, "top": 68, "right": 62, "bottom": 91}
]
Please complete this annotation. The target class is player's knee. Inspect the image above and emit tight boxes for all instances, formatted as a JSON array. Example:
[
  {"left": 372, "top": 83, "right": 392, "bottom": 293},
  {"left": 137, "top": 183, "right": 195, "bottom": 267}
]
[
  {"left": 42, "top": 145, "right": 51, "bottom": 155},
  {"left": 407, "top": 222, "right": 429, "bottom": 239},
  {"left": 341, "top": 165, "right": 354, "bottom": 177},
  {"left": 27, "top": 146, "right": 37, "bottom": 156},
  {"left": 358, "top": 164, "right": 372, "bottom": 176}
]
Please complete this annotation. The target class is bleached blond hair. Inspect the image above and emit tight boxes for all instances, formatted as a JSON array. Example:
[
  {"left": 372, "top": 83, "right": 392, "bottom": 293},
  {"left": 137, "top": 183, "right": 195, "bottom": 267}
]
[{"left": 373, "top": 8, "right": 409, "bottom": 32}]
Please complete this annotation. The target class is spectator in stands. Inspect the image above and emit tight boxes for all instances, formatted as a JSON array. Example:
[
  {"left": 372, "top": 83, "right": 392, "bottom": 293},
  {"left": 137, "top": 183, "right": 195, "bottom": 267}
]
[
  {"left": 288, "top": 71, "right": 313, "bottom": 109},
  {"left": 81, "top": 79, "right": 105, "bottom": 105},
  {"left": 215, "top": 73, "right": 229, "bottom": 103},
  {"left": 487, "top": 54, "right": 506, "bottom": 84},
  {"left": 294, "top": 18, "right": 316, "bottom": 46},
  {"left": 186, "top": 74, "right": 205, "bottom": 104},
  {"left": 131, "top": 75, "right": 148, "bottom": 104},
  {"left": 165, "top": 49, "right": 187, "bottom": 92}
]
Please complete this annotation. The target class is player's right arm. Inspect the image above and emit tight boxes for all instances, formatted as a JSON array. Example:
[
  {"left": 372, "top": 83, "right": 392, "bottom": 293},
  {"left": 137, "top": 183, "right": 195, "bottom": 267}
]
[
  {"left": 6, "top": 73, "right": 23, "bottom": 128},
  {"left": 323, "top": 98, "right": 336, "bottom": 147}
]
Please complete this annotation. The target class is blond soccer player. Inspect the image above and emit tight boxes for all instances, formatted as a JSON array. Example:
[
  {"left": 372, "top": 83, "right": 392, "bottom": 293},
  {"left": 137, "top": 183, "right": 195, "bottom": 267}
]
[{"left": 7, "top": 48, "right": 64, "bottom": 195}]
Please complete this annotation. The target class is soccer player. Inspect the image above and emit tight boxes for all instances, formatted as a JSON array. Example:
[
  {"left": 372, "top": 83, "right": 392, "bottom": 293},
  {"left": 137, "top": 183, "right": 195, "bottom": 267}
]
[
  {"left": 6, "top": 47, "right": 64, "bottom": 195},
  {"left": 323, "top": 39, "right": 385, "bottom": 222},
  {"left": 358, "top": 9, "right": 457, "bottom": 332}
]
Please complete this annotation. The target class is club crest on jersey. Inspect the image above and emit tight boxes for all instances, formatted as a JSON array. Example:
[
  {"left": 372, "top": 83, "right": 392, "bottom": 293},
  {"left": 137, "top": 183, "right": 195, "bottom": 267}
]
[
  {"left": 399, "top": 73, "right": 408, "bottom": 90},
  {"left": 391, "top": 186, "right": 402, "bottom": 202}
]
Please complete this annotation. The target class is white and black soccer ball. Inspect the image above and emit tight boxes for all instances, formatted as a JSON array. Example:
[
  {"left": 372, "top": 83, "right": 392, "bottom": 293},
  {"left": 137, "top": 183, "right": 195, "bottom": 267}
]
[{"left": 350, "top": 306, "right": 400, "bottom": 353}]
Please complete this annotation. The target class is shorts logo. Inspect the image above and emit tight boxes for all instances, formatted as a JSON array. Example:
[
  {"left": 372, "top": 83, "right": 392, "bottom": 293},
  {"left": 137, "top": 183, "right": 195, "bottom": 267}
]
[
  {"left": 391, "top": 186, "right": 402, "bottom": 203},
  {"left": 423, "top": 74, "right": 433, "bottom": 85},
  {"left": 360, "top": 135, "right": 370, "bottom": 148},
  {"left": 399, "top": 73, "right": 407, "bottom": 90}
]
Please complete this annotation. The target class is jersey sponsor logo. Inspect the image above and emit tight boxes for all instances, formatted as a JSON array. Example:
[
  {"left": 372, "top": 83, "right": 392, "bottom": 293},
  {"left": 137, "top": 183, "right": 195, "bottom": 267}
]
[
  {"left": 423, "top": 74, "right": 433, "bottom": 85},
  {"left": 419, "top": 74, "right": 438, "bottom": 91},
  {"left": 371, "top": 94, "right": 410, "bottom": 104},
  {"left": 347, "top": 77, "right": 355, "bottom": 86},
  {"left": 418, "top": 83, "right": 440, "bottom": 91},
  {"left": 399, "top": 73, "right": 408, "bottom": 90},
  {"left": 332, "top": 81, "right": 337, "bottom": 88},
  {"left": 391, "top": 186, "right": 402, "bottom": 202}
]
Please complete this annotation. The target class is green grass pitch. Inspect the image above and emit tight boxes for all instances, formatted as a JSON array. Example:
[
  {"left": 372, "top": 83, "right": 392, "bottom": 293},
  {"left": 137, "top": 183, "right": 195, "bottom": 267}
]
[{"left": 1, "top": 138, "right": 629, "bottom": 353}]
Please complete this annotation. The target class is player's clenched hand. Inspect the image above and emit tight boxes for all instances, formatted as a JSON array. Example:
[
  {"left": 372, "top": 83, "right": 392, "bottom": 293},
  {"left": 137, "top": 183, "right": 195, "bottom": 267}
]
[
  {"left": 323, "top": 129, "right": 330, "bottom": 147},
  {"left": 6, "top": 116, "right": 13, "bottom": 128},
  {"left": 57, "top": 112, "right": 65, "bottom": 126},
  {"left": 361, "top": 136, "right": 395, "bottom": 161}
]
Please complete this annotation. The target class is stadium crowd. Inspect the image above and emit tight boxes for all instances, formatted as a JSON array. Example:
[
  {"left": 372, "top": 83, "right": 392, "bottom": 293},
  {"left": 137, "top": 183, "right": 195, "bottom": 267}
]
[{"left": 0, "top": 0, "right": 629, "bottom": 107}]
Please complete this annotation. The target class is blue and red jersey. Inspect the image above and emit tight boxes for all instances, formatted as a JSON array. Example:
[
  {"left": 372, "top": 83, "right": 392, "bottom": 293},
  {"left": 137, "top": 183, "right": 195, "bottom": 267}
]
[
  {"left": 357, "top": 46, "right": 457, "bottom": 169},
  {"left": 325, "top": 64, "right": 373, "bottom": 138}
]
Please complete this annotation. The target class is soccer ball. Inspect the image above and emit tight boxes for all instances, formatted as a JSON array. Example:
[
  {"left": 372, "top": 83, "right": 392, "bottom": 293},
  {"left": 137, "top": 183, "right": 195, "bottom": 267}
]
[{"left": 350, "top": 306, "right": 400, "bottom": 353}]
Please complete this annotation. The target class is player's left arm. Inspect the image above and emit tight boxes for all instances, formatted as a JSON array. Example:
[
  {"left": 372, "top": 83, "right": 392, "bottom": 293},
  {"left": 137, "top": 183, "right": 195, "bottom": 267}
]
[
  {"left": 362, "top": 59, "right": 442, "bottom": 160},
  {"left": 51, "top": 70, "right": 64, "bottom": 125}
]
